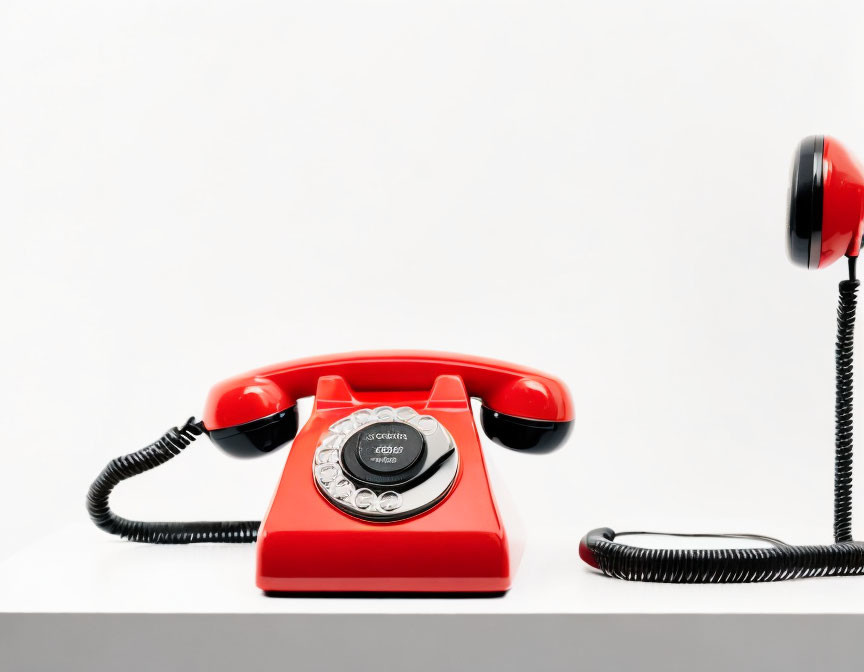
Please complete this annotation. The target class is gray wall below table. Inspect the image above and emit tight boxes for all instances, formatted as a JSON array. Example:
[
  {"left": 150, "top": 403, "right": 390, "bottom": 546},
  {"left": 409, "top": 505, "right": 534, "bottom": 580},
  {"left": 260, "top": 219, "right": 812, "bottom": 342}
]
[{"left": 0, "top": 613, "right": 858, "bottom": 672}]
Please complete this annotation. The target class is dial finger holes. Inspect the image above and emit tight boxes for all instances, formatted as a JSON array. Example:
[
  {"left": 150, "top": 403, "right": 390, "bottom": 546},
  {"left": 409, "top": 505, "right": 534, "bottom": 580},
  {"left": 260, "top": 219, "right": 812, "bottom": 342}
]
[
  {"left": 331, "top": 418, "right": 356, "bottom": 434},
  {"left": 354, "top": 488, "right": 376, "bottom": 510},
  {"left": 395, "top": 407, "right": 415, "bottom": 421},
  {"left": 378, "top": 491, "right": 402, "bottom": 512},
  {"left": 417, "top": 415, "right": 438, "bottom": 435},
  {"left": 316, "top": 463, "right": 340, "bottom": 483},
  {"left": 330, "top": 478, "right": 354, "bottom": 500},
  {"left": 321, "top": 433, "right": 344, "bottom": 449},
  {"left": 315, "top": 448, "right": 339, "bottom": 464},
  {"left": 375, "top": 406, "right": 395, "bottom": 421},
  {"left": 353, "top": 409, "right": 374, "bottom": 425}
]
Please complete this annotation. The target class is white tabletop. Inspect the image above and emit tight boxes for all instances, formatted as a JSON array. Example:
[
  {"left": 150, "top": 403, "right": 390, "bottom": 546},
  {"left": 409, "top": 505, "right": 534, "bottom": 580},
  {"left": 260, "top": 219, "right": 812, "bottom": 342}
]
[
  {"left": 2, "top": 523, "right": 863, "bottom": 672},
  {"left": 4, "top": 523, "right": 864, "bottom": 615}
]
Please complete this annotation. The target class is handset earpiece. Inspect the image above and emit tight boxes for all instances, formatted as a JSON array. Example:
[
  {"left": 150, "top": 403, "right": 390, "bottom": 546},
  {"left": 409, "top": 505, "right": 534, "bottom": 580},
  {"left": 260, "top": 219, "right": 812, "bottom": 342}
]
[
  {"left": 207, "top": 407, "right": 299, "bottom": 458},
  {"left": 480, "top": 407, "right": 571, "bottom": 453},
  {"left": 203, "top": 377, "right": 299, "bottom": 458},
  {"left": 788, "top": 135, "right": 864, "bottom": 269},
  {"left": 479, "top": 377, "right": 573, "bottom": 452}
]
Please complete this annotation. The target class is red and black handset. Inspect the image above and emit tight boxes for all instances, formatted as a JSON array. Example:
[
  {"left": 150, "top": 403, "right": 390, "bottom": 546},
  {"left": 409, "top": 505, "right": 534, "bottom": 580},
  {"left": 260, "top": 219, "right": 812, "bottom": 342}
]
[
  {"left": 203, "top": 351, "right": 573, "bottom": 457},
  {"left": 787, "top": 135, "right": 864, "bottom": 269}
]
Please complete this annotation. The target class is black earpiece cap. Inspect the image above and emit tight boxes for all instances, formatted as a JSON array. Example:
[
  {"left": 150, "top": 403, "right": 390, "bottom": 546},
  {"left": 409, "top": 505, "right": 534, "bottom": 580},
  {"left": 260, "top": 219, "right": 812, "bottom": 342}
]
[
  {"left": 787, "top": 135, "right": 824, "bottom": 269},
  {"left": 480, "top": 406, "right": 572, "bottom": 453},
  {"left": 207, "top": 407, "right": 299, "bottom": 458}
]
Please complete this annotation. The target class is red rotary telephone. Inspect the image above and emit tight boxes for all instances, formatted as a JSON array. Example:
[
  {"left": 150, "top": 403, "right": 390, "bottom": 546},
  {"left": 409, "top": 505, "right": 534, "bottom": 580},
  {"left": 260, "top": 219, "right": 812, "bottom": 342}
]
[{"left": 88, "top": 351, "right": 572, "bottom": 594}]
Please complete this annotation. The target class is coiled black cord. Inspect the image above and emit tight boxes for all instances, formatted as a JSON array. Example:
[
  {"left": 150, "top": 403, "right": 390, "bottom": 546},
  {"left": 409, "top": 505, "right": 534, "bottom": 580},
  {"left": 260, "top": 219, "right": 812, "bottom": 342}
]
[
  {"left": 580, "top": 259, "right": 864, "bottom": 582},
  {"left": 834, "top": 270, "right": 857, "bottom": 543},
  {"left": 582, "top": 529, "right": 864, "bottom": 582},
  {"left": 87, "top": 418, "right": 259, "bottom": 543}
]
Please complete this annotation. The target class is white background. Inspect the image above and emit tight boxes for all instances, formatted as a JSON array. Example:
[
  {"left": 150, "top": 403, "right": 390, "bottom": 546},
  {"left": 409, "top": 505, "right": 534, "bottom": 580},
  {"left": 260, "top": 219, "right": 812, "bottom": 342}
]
[{"left": 3, "top": 0, "right": 864, "bottom": 574}]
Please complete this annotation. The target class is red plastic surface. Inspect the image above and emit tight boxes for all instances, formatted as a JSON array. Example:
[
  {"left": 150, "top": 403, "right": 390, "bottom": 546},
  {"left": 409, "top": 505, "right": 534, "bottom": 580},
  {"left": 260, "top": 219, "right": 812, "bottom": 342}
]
[
  {"left": 202, "top": 351, "right": 572, "bottom": 430},
  {"left": 819, "top": 136, "right": 864, "bottom": 268},
  {"left": 256, "top": 374, "right": 512, "bottom": 593},
  {"left": 578, "top": 537, "right": 599, "bottom": 569}
]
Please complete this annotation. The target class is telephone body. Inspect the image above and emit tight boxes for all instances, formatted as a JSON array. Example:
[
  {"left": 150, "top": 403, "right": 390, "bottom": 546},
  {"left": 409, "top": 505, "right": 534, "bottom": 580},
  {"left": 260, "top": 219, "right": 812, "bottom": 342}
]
[{"left": 201, "top": 351, "right": 572, "bottom": 593}]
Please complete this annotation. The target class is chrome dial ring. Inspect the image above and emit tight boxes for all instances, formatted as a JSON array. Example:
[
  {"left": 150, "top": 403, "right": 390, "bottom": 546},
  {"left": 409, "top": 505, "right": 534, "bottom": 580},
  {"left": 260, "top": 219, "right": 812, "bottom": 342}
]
[{"left": 312, "top": 406, "right": 458, "bottom": 521}]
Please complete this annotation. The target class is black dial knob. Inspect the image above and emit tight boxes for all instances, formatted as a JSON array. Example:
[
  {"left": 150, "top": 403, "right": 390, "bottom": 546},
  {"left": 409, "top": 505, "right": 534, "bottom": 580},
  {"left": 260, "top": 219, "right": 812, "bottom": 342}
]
[{"left": 341, "top": 422, "right": 426, "bottom": 488}]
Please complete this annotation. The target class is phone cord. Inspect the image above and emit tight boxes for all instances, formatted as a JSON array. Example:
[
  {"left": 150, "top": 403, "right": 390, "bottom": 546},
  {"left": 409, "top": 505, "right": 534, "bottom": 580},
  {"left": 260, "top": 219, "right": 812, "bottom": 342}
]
[
  {"left": 580, "top": 259, "right": 864, "bottom": 581},
  {"left": 86, "top": 418, "right": 259, "bottom": 543}
]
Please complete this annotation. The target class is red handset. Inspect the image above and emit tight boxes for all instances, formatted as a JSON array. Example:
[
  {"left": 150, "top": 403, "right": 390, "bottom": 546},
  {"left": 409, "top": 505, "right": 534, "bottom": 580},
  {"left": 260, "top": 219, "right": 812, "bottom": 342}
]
[
  {"left": 788, "top": 135, "right": 864, "bottom": 269},
  {"left": 88, "top": 350, "right": 572, "bottom": 594},
  {"left": 203, "top": 350, "right": 573, "bottom": 456}
]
